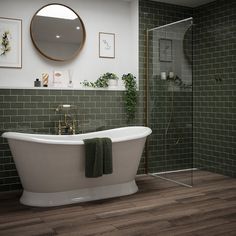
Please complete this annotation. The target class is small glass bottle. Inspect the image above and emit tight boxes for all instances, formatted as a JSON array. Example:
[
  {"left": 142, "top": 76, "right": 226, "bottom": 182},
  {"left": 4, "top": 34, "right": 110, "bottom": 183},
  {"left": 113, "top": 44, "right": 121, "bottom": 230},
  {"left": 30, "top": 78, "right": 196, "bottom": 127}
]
[
  {"left": 34, "top": 78, "right": 41, "bottom": 87},
  {"left": 68, "top": 69, "right": 73, "bottom": 88}
]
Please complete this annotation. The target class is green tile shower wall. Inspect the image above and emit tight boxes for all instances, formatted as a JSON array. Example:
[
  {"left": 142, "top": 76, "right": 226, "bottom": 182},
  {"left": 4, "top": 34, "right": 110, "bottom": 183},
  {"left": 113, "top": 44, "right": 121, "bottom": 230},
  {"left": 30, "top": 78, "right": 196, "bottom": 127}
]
[
  {"left": 148, "top": 83, "right": 193, "bottom": 173},
  {"left": 139, "top": 0, "right": 193, "bottom": 173},
  {"left": 140, "top": 0, "right": 236, "bottom": 177},
  {"left": 0, "top": 89, "right": 145, "bottom": 191},
  {"left": 193, "top": 0, "right": 236, "bottom": 177}
]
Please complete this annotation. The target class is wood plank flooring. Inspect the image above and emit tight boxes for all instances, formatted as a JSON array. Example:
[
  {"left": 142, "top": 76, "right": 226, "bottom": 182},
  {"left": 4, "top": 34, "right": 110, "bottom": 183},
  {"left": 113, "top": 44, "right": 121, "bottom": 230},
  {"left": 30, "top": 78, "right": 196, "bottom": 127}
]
[{"left": 0, "top": 171, "right": 235, "bottom": 236}]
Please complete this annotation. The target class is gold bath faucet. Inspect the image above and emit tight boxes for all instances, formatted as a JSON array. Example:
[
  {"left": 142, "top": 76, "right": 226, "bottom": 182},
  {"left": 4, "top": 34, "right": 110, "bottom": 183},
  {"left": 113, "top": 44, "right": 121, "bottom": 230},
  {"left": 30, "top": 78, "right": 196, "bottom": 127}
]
[{"left": 56, "top": 104, "right": 76, "bottom": 135}]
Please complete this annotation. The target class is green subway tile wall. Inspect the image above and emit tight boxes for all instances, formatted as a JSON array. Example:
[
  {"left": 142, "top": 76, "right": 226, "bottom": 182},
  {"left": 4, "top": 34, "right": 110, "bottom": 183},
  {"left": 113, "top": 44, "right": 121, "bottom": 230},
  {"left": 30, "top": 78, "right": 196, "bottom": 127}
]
[
  {"left": 193, "top": 0, "right": 236, "bottom": 177},
  {"left": 0, "top": 89, "right": 145, "bottom": 191},
  {"left": 140, "top": 0, "right": 235, "bottom": 178},
  {"left": 139, "top": 0, "right": 193, "bottom": 173}
]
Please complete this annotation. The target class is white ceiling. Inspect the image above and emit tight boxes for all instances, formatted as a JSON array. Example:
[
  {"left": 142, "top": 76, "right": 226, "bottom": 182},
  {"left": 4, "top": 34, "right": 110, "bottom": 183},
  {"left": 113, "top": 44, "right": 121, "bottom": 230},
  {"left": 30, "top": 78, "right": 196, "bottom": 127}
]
[{"left": 145, "top": 0, "right": 215, "bottom": 7}]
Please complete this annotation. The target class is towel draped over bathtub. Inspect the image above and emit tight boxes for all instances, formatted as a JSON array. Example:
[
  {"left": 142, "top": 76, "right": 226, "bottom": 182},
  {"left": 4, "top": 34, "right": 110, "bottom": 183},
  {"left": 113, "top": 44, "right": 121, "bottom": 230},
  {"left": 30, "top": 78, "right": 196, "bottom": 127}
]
[{"left": 83, "top": 137, "right": 113, "bottom": 178}]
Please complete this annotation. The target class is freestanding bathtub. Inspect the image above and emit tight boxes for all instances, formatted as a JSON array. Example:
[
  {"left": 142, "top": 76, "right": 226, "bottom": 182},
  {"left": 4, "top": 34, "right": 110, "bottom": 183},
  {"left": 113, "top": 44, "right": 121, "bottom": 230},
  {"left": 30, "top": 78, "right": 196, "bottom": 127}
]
[{"left": 2, "top": 126, "right": 152, "bottom": 207}]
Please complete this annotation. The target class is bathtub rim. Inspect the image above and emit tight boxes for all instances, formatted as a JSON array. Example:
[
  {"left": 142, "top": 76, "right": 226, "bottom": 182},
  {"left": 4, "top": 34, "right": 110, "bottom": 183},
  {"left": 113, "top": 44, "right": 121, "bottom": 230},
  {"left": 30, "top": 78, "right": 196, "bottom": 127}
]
[{"left": 2, "top": 126, "right": 152, "bottom": 145}]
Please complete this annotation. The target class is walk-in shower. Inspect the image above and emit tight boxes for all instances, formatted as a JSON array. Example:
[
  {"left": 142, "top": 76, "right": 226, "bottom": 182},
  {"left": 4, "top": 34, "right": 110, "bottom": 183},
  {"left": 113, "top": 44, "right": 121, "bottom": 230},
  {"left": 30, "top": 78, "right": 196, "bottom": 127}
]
[{"left": 146, "top": 18, "right": 194, "bottom": 187}]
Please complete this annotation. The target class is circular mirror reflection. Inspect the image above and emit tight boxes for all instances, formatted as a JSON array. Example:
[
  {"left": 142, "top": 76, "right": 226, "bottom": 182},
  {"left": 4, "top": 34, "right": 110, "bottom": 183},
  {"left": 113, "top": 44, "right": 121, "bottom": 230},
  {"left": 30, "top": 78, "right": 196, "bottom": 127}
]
[{"left": 30, "top": 4, "right": 86, "bottom": 61}]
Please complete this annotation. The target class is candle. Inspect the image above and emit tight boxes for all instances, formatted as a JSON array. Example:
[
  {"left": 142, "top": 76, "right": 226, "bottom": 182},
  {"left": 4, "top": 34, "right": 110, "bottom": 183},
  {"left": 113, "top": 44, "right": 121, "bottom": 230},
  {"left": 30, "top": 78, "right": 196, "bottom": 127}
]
[
  {"left": 161, "top": 72, "right": 167, "bottom": 80},
  {"left": 42, "top": 73, "right": 49, "bottom": 87},
  {"left": 169, "top": 71, "right": 174, "bottom": 79}
]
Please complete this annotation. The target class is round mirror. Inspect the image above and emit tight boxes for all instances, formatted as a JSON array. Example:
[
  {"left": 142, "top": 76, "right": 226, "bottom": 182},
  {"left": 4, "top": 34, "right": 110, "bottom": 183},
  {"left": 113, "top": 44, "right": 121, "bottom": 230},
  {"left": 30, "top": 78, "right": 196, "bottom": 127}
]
[{"left": 30, "top": 4, "right": 86, "bottom": 61}]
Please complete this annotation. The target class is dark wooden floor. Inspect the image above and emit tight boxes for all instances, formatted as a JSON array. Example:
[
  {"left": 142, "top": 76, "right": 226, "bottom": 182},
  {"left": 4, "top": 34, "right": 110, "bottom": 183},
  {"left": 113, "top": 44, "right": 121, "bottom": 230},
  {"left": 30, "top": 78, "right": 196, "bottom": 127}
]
[{"left": 0, "top": 171, "right": 235, "bottom": 236}]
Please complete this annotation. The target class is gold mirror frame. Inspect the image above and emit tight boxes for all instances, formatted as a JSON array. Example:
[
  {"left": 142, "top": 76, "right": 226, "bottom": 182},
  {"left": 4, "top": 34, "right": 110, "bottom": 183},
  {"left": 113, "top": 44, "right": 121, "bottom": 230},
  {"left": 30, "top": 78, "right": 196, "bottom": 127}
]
[{"left": 30, "top": 3, "right": 86, "bottom": 61}]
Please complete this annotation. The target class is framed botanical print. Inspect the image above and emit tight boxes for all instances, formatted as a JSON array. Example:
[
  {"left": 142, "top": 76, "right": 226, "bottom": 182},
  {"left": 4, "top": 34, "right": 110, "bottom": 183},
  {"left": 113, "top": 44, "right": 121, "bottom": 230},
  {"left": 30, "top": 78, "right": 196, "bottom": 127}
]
[
  {"left": 99, "top": 32, "right": 115, "bottom": 58},
  {"left": 159, "top": 38, "right": 172, "bottom": 62},
  {"left": 0, "top": 17, "right": 22, "bottom": 68}
]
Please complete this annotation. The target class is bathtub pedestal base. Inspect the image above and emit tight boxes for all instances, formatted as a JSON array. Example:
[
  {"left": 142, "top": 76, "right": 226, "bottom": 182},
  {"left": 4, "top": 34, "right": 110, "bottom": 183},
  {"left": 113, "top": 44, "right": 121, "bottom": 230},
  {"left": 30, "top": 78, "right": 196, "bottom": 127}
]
[{"left": 20, "top": 180, "right": 138, "bottom": 207}]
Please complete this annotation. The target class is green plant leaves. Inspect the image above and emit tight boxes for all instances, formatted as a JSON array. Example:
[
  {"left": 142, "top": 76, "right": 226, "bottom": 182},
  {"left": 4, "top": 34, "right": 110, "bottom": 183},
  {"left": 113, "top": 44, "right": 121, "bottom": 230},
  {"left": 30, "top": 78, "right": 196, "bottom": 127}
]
[
  {"left": 81, "top": 72, "right": 138, "bottom": 123},
  {"left": 81, "top": 72, "right": 118, "bottom": 88},
  {"left": 0, "top": 31, "right": 11, "bottom": 56},
  {"left": 122, "top": 73, "right": 138, "bottom": 122}
]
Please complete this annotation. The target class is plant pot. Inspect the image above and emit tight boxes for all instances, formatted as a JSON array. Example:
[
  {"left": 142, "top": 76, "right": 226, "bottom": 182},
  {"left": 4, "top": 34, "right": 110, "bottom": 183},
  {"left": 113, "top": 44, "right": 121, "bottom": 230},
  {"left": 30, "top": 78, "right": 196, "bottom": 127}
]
[{"left": 108, "top": 79, "right": 118, "bottom": 87}]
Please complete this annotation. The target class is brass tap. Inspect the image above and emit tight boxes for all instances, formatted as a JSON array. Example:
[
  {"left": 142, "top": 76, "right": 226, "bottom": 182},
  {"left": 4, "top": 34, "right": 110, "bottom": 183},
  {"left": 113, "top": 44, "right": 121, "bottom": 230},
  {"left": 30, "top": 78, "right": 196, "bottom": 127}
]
[
  {"left": 57, "top": 118, "right": 76, "bottom": 135},
  {"left": 58, "top": 120, "right": 62, "bottom": 135},
  {"left": 55, "top": 104, "right": 77, "bottom": 135},
  {"left": 72, "top": 120, "right": 76, "bottom": 135}
]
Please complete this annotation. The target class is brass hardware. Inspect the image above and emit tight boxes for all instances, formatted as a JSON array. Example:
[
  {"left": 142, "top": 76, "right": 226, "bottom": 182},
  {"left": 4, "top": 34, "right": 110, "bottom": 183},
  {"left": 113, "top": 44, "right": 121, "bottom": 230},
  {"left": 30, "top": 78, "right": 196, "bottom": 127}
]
[
  {"left": 56, "top": 104, "right": 77, "bottom": 135},
  {"left": 58, "top": 117, "right": 76, "bottom": 135},
  {"left": 58, "top": 120, "right": 62, "bottom": 135}
]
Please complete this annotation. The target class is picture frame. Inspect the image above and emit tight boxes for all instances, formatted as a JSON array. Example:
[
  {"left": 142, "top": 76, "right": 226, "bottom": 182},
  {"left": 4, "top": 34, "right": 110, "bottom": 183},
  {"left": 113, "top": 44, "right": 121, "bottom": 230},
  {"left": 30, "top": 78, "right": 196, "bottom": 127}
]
[
  {"left": 159, "top": 39, "right": 172, "bottom": 62},
  {"left": 0, "top": 17, "right": 22, "bottom": 68},
  {"left": 99, "top": 32, "right": 115, "bottom": 58}
]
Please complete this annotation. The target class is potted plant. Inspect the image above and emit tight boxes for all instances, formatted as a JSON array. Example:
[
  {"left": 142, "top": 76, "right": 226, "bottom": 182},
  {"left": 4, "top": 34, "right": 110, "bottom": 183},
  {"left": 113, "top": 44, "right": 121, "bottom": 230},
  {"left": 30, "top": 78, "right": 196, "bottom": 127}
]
[
  {"left": 81, "top": 72, "right": 119, "bottom": 88},
  {"left": 101, "top": 72, "right": 119, "bottom": 87},
  {"left": 122, "top": 73, "right": 138, "bottom": 122}
]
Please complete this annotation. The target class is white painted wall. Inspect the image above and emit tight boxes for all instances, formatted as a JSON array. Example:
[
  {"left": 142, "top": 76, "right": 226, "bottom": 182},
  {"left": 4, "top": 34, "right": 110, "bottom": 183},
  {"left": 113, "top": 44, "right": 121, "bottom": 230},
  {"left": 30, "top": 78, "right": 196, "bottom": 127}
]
[{"left": 0, "top": 0, "right": 138, "bottom": 90}]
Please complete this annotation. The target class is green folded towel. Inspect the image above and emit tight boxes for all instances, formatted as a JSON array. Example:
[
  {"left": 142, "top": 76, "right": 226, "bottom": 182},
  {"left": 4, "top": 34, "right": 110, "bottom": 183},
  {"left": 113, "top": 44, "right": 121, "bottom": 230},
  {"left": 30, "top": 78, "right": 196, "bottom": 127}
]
[
  {"left": 83, "top": 137, "right": 113, "bottom": 178},
  {"left": 84, "top": 138, "right": 103, "bottom": 178},
  {"left": 102, "top": 138, "right": 113, "bottom": 174}
]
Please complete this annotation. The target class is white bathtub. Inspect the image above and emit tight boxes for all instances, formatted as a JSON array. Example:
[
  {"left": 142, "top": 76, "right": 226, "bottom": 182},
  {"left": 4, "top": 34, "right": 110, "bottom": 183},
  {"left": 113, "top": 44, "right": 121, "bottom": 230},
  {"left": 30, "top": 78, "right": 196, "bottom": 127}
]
[{"left": 2, "top": 126, "right": 152, "bottom": 207}]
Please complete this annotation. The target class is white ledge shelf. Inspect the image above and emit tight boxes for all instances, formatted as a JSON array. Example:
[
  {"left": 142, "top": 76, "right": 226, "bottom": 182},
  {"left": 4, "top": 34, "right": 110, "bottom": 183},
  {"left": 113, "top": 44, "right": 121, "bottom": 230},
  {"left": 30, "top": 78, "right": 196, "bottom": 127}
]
[{"left": 0, "top": 86, "right": 127, "bottom": 91}]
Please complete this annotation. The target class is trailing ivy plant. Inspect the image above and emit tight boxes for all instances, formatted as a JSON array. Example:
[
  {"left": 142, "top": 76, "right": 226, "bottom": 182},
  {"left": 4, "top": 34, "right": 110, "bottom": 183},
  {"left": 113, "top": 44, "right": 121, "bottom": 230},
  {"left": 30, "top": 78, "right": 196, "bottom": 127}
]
[
  {"left": 81, "top": 72, "right": 118, "bottom": 88},
  {"left": 122, "top": 73, "right": 138, "bottom": 122}
]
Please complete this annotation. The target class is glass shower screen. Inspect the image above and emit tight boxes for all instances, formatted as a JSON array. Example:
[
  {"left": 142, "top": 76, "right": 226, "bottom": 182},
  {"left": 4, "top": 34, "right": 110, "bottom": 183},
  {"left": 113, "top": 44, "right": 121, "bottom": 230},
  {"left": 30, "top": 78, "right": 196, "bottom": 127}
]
[{"left": 146, "top": 18, "right": 193, "bottom": 187}]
